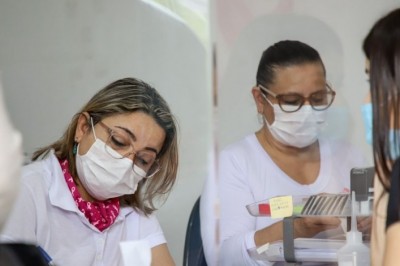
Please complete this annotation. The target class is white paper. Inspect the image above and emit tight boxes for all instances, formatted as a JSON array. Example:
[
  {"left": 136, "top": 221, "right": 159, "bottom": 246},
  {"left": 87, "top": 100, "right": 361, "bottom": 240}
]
[{"left": 119, "top": 240, "right": 151, "bottom": 266}]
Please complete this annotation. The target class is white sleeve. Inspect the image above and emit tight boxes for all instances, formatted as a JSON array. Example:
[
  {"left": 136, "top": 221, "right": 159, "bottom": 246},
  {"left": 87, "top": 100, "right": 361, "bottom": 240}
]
[
  {"left": 218, "top": 149, "right": 264, "bottom": 266},
  {"left": 139, "top": 213, "right": 166, "bottom": 248},
  {"left": 0, "top": 176, "right": 38, "bottom": 244},
  {"left": 0, "top": 79, "right": 23, "bottom": 230}
]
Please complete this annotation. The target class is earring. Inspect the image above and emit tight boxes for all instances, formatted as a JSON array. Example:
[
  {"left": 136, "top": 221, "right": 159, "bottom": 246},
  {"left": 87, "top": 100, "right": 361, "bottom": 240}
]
[
  {"left": 257, "top": 113, "right": 264, "bottom": 124},
  {"left": 73, "top": 142, "right": 78, "bottom": 155}
]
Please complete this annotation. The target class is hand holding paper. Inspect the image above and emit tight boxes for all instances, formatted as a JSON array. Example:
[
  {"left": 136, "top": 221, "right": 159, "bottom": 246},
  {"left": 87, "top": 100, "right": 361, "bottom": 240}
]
[{"left": 294, "top": 216, "right": 342, "bottom": 238}]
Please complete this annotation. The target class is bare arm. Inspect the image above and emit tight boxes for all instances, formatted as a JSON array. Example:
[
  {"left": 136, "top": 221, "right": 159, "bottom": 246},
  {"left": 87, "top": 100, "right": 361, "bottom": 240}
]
[
  {"left": 151, "top": 243, "right": 175, "bottom": 266},
  {"left": 254, "top": 216, "right": 341, "bottom": 247},
  {"left": 383, "top": 222, "right": 400, "bottom": 266},
  {"left": 254, "top": 220, "right": 284, "bottom": 246}
]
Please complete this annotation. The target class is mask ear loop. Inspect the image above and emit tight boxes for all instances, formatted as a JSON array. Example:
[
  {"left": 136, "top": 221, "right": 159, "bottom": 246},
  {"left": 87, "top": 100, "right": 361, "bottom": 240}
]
[
  {"left": 90, "top": 117, "right": 98, "bottom": 140},
  {"left": 260, "top": 92, "right": 274, "bottom": 107},
  {"left": 258, "top": 88, "right": 275, "bottom": 125}
]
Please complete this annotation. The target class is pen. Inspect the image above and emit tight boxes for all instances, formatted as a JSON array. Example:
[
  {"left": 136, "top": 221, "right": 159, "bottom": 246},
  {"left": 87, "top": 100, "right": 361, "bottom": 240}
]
[{"left": 37, "top": 246, "right": 55, "bottom": 266}]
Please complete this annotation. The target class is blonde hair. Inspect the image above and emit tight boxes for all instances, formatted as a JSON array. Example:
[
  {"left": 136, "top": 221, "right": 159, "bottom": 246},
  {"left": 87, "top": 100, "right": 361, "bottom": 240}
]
[{"left": 33, "top": 77, "right": 179, "bottom": 214}]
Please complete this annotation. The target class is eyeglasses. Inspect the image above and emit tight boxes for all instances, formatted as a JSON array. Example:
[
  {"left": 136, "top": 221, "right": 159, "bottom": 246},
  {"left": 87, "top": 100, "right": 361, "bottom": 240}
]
[
  {"left": 96, "top": 120, "right": 160, "bottom": 178},
  {"left": 258, "top": 84, "right": 336, "bottom": 113}
]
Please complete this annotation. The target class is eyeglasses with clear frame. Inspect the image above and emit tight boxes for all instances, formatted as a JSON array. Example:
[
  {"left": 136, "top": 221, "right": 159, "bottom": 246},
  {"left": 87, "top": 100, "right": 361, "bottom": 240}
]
[
  {"left": 95, "top": 119, "right": 160, "bottom": 178},
  {"left": 258, "top": 84, "right": 336, "bottom": 113}
]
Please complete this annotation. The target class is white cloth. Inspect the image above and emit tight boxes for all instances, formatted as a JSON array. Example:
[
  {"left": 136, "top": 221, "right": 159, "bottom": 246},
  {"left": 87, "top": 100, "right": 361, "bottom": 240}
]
[
  {"left": 0, "top": 152, "right": 166, "bottom": 266},
  {"left": 0, "top": 79, "right": 22, "bottom": 230},
  {"left": 203, "top": 134, "right": 366, "bottom": 266},
  {"left": 119, "top": 240, "right": 151, "bottom": 266}
]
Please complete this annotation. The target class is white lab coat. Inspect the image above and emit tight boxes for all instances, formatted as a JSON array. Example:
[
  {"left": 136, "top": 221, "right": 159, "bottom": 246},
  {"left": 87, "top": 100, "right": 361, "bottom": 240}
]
[{"left": 1, "top": 151, "right": 166, "bottom": 266}]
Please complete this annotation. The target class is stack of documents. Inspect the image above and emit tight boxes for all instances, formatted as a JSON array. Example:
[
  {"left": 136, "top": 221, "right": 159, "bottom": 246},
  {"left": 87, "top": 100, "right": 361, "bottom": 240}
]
[
  {"left": 250, "top": 238, "right": 343, "bottom": 262},
  {"left": 250, "top": 238, "right": 370, "bottom": 263}
]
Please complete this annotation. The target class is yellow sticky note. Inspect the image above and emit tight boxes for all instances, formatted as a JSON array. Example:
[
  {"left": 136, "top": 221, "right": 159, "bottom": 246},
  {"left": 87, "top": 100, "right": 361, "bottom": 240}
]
[{"left": 270, "top": 196, "right": 293, "bottom": 218}]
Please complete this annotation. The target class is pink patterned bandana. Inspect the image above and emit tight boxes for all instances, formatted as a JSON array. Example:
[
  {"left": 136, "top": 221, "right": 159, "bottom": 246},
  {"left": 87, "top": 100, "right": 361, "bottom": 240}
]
[{"left": 59, "top": 159, "right": 120, "bottom": 232}]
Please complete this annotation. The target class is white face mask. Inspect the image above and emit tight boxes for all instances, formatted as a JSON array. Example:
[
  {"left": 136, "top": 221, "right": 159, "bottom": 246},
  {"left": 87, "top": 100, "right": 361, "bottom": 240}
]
[
  {"left": 264, "top": 99, "right": 326, "bottom": 148},
  {"left": 76, "top": 138, "right": 147, "bottom": 201}
]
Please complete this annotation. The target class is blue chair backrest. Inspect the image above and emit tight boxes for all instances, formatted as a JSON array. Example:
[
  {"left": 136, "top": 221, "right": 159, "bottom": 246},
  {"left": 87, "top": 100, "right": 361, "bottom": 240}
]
[{"left": 183, "top": 197, "right": 208, "bottom": 266}]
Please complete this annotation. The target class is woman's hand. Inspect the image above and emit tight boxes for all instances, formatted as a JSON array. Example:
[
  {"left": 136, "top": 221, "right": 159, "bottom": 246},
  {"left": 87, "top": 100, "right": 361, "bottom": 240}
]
[
  {"left": 357, "top": 216, "right": 372, "bottom": 241},
  {"left": 294, "top": 216, "right": 341, "bottom": 238},
  {"left": 255, "top": 216, "right": 342, "bottom": 247}
]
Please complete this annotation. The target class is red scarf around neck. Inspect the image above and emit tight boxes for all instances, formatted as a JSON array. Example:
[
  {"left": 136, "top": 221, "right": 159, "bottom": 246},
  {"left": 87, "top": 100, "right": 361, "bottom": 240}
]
[{"left": 59, "top": 159, "right": 120, "bottom": 232}]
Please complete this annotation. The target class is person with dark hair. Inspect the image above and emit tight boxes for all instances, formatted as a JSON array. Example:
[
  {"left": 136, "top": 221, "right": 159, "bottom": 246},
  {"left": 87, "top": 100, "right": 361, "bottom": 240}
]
[
  {"left": 361, "top": 8, "right": 400, "bottom": 266},
  {"left": 213, "top": 40, "right": 366, "bottom": 265},
  {"left": 0, "top": 77, "right": 178, "bottom": 265}
]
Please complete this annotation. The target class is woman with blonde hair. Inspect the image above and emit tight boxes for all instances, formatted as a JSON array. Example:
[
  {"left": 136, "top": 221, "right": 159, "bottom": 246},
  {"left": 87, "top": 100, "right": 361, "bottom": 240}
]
[{"left": 1, "top": 77, "right": 178, "bottom": 266}]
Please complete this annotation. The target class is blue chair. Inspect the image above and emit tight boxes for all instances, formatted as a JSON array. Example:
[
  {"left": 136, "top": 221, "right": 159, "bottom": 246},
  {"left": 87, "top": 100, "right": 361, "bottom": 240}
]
[{"left": 183, "top": 197, "right": 208, "bottom": 266}]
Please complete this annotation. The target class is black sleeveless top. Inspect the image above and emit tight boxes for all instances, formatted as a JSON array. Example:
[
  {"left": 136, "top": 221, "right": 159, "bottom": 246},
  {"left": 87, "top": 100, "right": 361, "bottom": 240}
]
[{"left": 386, "top": 158, "right": 400, "bottom": 229}]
